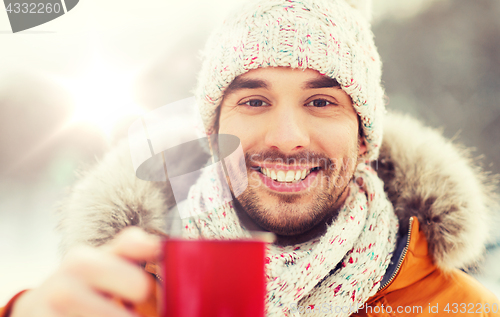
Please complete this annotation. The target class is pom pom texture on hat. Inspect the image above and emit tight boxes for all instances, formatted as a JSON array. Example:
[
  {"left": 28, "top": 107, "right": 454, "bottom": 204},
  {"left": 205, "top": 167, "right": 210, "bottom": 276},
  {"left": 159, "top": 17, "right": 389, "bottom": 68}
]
[{"left": 195, "top": 0, "right": 384, "bottom": 161}]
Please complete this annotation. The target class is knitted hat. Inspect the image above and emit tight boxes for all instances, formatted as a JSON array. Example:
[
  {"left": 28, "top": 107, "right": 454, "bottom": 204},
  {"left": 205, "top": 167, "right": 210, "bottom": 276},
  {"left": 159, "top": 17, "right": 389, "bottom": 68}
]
[{"left": 195, "top": 0, "right": 384, "bottom": 161}]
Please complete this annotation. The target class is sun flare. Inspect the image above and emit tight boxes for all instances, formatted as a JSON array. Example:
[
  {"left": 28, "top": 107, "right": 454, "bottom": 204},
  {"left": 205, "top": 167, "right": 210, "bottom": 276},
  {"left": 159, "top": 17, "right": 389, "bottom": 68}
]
[{"left": 56, "top": 57, "right": 145, "bottom": 138}]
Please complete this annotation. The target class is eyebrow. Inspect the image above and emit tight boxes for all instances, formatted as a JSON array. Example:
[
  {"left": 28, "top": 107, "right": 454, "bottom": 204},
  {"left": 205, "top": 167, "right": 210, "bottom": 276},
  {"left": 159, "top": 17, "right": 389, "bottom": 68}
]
[
  {"left": 303, "top": 76, "right": 341, "bottom": 89},
  {"left": 224, "top": 74, "right": 340, "bottom": 95},
  {"left": 225, "top": 78, "right": 269, "bottom": 94}
]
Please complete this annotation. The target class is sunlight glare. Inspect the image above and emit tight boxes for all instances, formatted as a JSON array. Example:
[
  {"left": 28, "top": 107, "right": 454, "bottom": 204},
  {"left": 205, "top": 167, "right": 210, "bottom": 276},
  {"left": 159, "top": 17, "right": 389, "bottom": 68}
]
[{"left": 61, "top": 58, "right": 145, "bottom": 138}]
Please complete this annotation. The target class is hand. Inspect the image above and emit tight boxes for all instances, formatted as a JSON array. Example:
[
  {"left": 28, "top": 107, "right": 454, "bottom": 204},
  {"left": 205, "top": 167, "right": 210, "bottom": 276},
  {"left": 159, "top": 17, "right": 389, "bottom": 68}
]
[{"left": 10, "top": 227, "right": 160, "bottom": 317}]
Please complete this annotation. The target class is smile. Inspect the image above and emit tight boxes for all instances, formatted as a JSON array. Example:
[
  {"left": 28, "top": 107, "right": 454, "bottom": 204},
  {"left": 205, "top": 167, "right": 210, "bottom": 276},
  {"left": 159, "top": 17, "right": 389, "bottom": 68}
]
[
  {"left": 251, "top": 165, "right": 321, "bottom": 192},
  {"left": 257, "top": 166, "right": 320, "bottom": 183}
]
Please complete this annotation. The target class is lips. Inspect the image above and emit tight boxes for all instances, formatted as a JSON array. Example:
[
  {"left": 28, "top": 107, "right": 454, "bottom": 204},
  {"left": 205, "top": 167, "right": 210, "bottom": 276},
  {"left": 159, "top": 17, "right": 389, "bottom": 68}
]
[
  {"left": 258, "top": 167, "right": 320, "bottom": 183},
  {"left": 251, "top": 165, "right": 321, "bottom": 192}
]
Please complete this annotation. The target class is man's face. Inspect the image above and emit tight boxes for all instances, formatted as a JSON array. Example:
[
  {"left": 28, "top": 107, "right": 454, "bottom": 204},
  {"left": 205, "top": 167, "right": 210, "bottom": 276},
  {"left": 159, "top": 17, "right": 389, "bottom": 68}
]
[{"left": 219, "top": 67, "right": 365, "bottom": 236}]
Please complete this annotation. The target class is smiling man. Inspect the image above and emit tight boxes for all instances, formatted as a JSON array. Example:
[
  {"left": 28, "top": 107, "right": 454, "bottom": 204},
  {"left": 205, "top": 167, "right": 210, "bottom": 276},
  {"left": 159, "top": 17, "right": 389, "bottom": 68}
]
[
  {"left": 218, "top": 67, "right": 363, "bottom": 242},
  {"left": 2, "top": 0, "right": 500, "bottom": 316}
]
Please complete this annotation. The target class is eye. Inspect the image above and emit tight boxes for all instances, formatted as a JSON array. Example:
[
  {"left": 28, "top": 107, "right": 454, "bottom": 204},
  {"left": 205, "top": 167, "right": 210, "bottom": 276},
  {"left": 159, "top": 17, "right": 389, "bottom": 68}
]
[
  {"left": 305, "top": 99, "right": 337, "bottom": 107},
  {"left": 239, "top": 99, "right": 270, "bottom": 107}
]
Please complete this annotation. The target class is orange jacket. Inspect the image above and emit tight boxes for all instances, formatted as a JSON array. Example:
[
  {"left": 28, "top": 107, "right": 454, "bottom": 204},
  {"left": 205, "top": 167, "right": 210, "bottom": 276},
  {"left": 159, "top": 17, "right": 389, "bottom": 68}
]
[
  {"left": 353, "top": 217, "right": 500, "bottom": 317},
  {"left": 3, "top": 217, "right": 498, "bottom": 317}
]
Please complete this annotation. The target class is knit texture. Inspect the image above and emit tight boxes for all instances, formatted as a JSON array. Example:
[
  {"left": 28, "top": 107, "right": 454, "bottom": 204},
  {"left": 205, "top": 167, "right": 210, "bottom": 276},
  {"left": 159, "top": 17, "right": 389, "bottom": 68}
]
[
  {"left": 195, "top": 0, "right": 384, "bottom": 161},
  {"left": 182, "top": 162, "right": 398, "bottom": 316}
]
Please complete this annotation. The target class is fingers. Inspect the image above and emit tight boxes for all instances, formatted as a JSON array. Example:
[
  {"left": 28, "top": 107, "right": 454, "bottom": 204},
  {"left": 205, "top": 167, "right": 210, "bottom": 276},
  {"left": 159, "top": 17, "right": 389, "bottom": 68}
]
[
  {"left": 48, "top": 275, "right": 139, "bottom": 317},
  {"left": 9, "top": 227, "right": 161, "bottom": 317},
  {"left": 12, "top": 274, "right": 140, "bottom": 317},
  {"left": 61, "top": 227, "right": 161, "bottom": 303},
  {"left": 104, "top": 226, "right": 162, "bottom": 262},
  {"left": 62, "top": 245, "right": 152, "bottom": 303}
]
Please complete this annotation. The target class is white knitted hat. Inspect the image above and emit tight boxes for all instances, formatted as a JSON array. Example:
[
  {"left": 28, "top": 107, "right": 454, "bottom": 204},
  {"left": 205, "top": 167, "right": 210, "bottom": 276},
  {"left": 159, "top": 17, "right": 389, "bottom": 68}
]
[{"left": 195, "top": 0, "right": 384, "bottom": 161}]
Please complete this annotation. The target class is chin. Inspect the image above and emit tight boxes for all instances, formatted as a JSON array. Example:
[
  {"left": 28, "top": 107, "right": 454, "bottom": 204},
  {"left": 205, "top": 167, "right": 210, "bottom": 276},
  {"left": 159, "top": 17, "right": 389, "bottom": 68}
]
[
  {"left": 234, "top": 176, "right": 353, "bottom": 238},
  {"left": 254, "top": 215, "right": 320, "bottom": 236},
  {"left": 235, "top": 191, "right": 335, "bottom": 236}
]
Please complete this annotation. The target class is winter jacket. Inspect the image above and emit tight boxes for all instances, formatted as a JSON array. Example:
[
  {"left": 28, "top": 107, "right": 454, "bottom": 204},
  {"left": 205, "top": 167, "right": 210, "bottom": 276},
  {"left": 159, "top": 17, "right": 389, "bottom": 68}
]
[{"left": 1, "top": 112, "right": 499, "bottom": 316}]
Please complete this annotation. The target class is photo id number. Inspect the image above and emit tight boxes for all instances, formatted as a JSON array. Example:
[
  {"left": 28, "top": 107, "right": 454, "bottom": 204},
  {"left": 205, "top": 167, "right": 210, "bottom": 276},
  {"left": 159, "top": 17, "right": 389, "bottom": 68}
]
[{"left": 6, "top": 3, "right": 62, "bottom": 14}]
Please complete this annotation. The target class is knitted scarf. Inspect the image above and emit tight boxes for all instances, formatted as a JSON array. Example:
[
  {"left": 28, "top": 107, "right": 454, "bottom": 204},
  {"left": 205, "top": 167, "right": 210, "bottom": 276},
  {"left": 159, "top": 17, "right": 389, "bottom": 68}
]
[{"left": 182, "top": 162, "right": 398, "bottom": 317}]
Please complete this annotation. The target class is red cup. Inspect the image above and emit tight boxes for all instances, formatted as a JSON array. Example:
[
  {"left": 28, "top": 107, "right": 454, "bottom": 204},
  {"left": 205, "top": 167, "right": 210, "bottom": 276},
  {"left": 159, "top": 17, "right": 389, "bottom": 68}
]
[{"left": 161, "top": 239, "right": 266, "bottom": 317}]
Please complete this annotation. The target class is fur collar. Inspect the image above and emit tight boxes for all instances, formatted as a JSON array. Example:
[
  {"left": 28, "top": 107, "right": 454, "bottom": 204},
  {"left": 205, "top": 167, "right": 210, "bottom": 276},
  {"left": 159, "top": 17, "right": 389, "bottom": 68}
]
[{"left": 56, "top": 112, "right": 498, "bottom": 271}]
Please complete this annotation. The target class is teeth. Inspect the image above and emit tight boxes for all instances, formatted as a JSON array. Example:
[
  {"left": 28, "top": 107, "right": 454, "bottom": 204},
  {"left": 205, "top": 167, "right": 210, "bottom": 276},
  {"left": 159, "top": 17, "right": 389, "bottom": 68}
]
[
  {"left": 295, "top": 171, "right": 301, "bottom": 181},
  {"left": 301, "top": 169, "right": 307, "bottom": 179},
  {"left": 259, "top": 167, "right": 315, "bottom": 183},
  {"left": 271, "top": 170, "right": 277, "bottom": 180},
  {"left": 285, "top": 171, "right": 295, "bottom": 182},
  {"left": 277, "top": 170, "right": 286, "bottom": 182}
]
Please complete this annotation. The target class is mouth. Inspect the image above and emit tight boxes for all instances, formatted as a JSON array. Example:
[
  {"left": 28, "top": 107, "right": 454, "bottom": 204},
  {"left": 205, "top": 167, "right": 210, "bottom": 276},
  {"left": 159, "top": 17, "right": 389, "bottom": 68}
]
[
  {"left": 250, "top": 165, "right": 321, "bottom": 193},
  {"left": 252, "top": 166, "right": 321, "bottom": 183}
]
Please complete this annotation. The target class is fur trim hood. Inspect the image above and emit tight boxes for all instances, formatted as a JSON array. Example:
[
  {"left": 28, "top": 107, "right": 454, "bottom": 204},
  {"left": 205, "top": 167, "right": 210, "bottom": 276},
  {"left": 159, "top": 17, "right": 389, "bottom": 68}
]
[{"left": 57, "top": 112, "right": 498, "bottom": 271}]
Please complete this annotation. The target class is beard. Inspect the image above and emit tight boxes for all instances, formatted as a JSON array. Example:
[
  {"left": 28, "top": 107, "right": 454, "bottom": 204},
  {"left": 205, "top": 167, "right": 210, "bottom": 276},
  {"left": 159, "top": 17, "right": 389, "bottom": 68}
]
[{"left": 231, "top": 143, "right": 360, "bottom": 236}]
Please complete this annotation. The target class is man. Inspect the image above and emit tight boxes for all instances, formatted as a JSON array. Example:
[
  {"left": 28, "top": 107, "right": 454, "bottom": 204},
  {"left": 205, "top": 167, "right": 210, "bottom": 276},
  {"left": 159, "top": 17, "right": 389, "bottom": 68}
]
[{"left": 2, "top": 0, "right": 499, "bottom": 316}]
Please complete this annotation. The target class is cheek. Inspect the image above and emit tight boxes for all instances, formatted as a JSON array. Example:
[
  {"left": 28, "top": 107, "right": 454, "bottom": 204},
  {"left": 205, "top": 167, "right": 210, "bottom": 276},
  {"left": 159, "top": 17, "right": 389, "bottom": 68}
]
[
  {"left": 219, "top": 113, "right": 259, "bottom": 153},
  {"left": 219, "top": 111, "right": 267, "bottom": 151},
  {"left": 313, "top": 121, "right": 359, "bottom": 158}
]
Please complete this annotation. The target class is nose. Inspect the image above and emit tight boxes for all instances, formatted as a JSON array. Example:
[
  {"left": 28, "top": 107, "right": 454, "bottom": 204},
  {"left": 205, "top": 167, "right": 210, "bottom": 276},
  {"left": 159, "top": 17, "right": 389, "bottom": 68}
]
[{"left": 264, "top": 104, "right": 310, "bottom": 153}]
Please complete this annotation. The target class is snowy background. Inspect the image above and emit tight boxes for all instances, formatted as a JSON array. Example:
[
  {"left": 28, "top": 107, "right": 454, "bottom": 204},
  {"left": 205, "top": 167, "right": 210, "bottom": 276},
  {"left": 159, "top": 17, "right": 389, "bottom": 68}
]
[{"left": 1, "top": 0, "right": 500, "bottom": 304}]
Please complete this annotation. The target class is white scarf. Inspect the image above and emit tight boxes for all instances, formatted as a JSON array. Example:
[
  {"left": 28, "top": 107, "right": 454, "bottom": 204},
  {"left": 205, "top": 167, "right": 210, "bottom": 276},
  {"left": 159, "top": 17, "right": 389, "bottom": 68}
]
[{"left": 182, "top": 162, "right": 398, "bottom": 317}]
